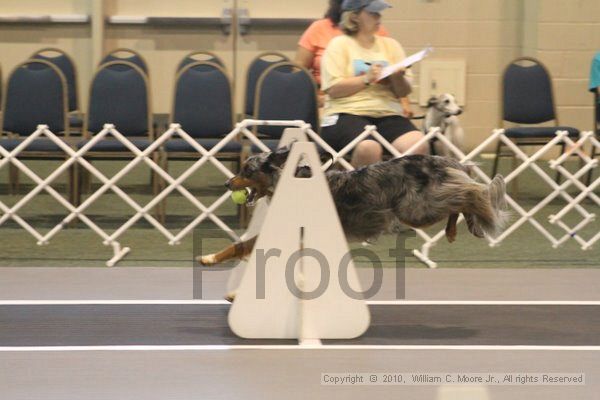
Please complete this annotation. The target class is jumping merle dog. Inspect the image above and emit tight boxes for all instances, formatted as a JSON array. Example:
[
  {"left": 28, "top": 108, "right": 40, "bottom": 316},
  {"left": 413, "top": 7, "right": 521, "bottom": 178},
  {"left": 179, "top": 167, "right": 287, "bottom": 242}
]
[{"left": 198, "top": 146, "right": 508, "bottom": 266}]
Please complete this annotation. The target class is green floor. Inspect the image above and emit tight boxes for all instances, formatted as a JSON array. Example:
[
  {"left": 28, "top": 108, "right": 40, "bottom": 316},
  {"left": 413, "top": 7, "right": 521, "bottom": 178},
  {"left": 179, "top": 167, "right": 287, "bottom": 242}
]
[{"left": 0, "top": 157, "right": 598, "bottom": 268}]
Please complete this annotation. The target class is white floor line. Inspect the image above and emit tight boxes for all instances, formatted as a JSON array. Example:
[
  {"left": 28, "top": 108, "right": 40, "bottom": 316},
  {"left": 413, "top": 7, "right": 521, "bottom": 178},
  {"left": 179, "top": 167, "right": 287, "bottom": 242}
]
[
  {"left": 367, "top": 301, "right": 600, "bottom": 306},
  {"left": 0, "top": 300, "right": 232, "bottom": 305},
  {"left": 1, "top": 345, "right": 599, "bottom": 352},
  {"left": 1, "top": 300, "right": 599, "bottom": 306}
]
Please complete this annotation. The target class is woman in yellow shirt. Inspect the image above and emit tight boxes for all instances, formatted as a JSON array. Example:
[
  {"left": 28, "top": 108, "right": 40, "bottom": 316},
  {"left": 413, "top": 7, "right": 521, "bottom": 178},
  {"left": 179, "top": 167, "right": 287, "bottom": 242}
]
[
  {"left": 320, "top": 0, "right": 428, "bottom": 166},
  {"left": 295, "top": 0, "right": 413, "bottom": 116}
]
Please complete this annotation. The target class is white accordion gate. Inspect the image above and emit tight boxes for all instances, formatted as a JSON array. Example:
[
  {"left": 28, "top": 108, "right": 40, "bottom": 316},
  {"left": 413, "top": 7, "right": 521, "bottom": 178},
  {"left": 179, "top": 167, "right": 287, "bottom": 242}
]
[{"left": 0, "top": 120, "right": 597, "bottom": 267}]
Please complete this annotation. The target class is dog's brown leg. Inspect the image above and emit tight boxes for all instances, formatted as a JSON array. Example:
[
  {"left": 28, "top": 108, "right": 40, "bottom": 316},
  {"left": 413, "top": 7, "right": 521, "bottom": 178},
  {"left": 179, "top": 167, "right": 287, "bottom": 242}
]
[
  {"left": 445, "top": 214, "right": 459, "bottom": 243},
  {"left": 197, "top": 236, "right": 258, "bottom": 266},
  {"left": 463, "top": 213, "right": 485, "bottom": 238}
]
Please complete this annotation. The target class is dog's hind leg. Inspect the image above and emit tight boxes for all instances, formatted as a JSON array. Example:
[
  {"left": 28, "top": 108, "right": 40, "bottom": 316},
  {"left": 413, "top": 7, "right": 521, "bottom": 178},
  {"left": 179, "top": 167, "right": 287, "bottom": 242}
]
[
  {"left": 445, "top": 213, "right": 459, "bottom": 243},
  {"left": 197, "top": 236, "right": 257, "bottom": 266},
  {"left": 489, "top": 174, "right": 507, "bottom": 210},
  {"left": 467, "top": 174, "right": 509, "bottom": 238},
  {"left": 463, "top": 213, "right": 485, "bottom": 238}
]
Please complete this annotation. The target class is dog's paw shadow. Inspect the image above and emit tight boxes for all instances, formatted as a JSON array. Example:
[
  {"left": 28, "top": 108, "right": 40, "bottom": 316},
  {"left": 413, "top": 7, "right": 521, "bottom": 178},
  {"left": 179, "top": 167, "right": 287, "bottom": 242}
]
[{"left": 366, "top": 324, "right": 477, "bottom": 340}]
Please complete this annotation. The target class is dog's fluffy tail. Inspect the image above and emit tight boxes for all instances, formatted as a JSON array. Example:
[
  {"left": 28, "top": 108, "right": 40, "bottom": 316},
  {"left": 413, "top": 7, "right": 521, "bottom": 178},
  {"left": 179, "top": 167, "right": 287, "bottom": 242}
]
[
  {"left": 473, "top": 174, "right": 509, "bottom": 238},
  {"left": 442, "top": 168, "right": 509, "bottom": 238}
]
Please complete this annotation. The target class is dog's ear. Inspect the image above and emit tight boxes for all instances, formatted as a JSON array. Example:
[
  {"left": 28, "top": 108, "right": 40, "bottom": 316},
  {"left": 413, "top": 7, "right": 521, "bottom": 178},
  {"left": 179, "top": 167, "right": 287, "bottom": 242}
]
[
  {"left": 427, "top": 96, "right": 438, "bottom": 108},
  {"left": 268, "top": 145, "right": 291, "bottom": 167}
]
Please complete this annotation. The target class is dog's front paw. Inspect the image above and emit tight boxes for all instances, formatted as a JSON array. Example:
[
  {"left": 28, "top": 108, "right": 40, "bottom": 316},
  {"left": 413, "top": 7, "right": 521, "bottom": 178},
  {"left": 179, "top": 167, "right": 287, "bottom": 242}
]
[
  {"left": 196, "top": 254, "right": 217, "bottom": 266},
  {"left": 446, "top": 232, "right": 456, "bottom": 243}
]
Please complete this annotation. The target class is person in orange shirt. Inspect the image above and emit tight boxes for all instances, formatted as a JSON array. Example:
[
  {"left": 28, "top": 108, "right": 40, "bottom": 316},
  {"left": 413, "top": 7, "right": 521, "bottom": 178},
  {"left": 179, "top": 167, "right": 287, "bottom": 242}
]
[{"left": 295, "top": 0, "right": 413, "bottom": 117}]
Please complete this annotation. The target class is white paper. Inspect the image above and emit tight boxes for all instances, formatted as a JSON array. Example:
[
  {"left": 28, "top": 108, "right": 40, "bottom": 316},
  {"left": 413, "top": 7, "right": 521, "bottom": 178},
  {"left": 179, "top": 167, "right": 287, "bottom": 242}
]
[{"left": 377, "top": 46, "right": 433, "bottom": 81}]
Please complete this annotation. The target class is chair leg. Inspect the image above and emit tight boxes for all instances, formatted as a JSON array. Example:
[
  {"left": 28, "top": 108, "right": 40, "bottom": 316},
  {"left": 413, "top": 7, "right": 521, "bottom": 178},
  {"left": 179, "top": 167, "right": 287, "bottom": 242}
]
[
  {"left": 68, "top": 163, "right": 79, "bottom": 227},
  {"left": 555, "top": 142, "right": 566, "bottom": 184},
  {"left": 9, "top": 164, "right": 19, "bottom": 194},
  {"left": 586, "top": 145, "right": 597, "bottom": 186},
  {"left": 76, "top": 160, "right": 84, "bottom": 206},
  {"left": 151, "top": 152, "right": 163, "bottom": 223},
  {"left": 68, "top": 163, "right": 76, "bottom": 205},
  {"left": 80, "top": 161, "right": 91, "bottom": 195},
  {"left": 509, "top": 153, "right": 519, "bottom": 197},
  {"left": 158, "top": 153, "right": 168, "bottom": 225},
  {"left": 491, "top": 140, "right": 503, "bottom": 177},
  {"left": 8, "top": 164, "right": 15, "bottom": 195},
  {"left": 149, "top": 169, "right": 155, "bottom": 190}
]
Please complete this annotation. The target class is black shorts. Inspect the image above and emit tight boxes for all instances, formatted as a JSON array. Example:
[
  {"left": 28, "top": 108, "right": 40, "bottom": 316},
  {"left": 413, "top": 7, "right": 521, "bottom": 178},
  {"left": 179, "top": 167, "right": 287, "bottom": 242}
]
[{"left": 320, "top": 113, "right": 418, "bottom": 151}]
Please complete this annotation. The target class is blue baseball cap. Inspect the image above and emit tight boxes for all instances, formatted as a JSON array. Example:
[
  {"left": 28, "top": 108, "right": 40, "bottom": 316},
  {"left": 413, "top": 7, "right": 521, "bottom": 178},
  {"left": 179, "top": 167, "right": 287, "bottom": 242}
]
[{"left": 341, "top": 0, "right": 392, "bottom": 13}]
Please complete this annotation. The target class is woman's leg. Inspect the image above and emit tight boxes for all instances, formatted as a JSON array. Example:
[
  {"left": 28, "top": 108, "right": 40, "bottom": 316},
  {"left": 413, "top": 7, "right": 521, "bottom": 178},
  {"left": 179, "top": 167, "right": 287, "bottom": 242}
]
[
  {"left": 376, "top": 116, "right": 429, "bottom": 155},
  {"left": 352, "top": 139, "right": 383, "bottom": 167},
  {"left": 321, "top": 114, "right": 383, "bottom": 167},
  {"left": 391, "top": 130, "right": 429, "bottom": 155}
]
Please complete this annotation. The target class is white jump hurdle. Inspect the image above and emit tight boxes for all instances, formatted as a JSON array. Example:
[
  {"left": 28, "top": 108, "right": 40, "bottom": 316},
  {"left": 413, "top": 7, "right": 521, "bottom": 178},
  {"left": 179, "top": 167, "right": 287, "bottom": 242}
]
[
  {"left": 228, "top": 142, "right": 370, "bottom": 340},
  {"left": 225, "top": 127, "right": 310, "bottom": 297}
]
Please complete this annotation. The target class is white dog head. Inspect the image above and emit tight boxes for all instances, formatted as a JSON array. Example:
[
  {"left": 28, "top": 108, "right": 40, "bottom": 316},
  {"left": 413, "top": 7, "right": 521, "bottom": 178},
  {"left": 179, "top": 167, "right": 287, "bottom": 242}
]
[
  {"left": 423, "top": 93, "right": 465, "bottom": 158},
  {"left": 426, "top": 93, "right": 462, "bottom": 117}
]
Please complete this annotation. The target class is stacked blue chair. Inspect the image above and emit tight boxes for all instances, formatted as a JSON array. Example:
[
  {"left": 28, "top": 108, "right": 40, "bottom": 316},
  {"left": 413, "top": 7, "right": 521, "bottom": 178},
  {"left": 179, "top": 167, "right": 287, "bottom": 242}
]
[
  {"left": 0, "top": 59, "right": 71, "bottom": 196},
  {"left": 100, "top": 48, "right": 148, "bottom": 76},
  {"left": 243, "top": 52, "right": 289, "bottom": 119},
  {"left": 31, "top": 48, "right": 81, "bottom": 131},
  {"left": 99, "top": 49, "right": 158, "bottom": 132},
  {"left": 76, "top": 61, "right": 156, "bottom": 206},
  {"left": 252, "top": 61, "right": 319, "bottom": 152},
  {"left": 162, "top": 60, "right": 239, "bottom": 221},
  {"left": 177, "top": 51, "right": 226, "bottom": 73},
  {"left": 493, "top": 57, "right": 580, "bottom": 181},
  {"left": 166, "top": 61, "right": 236, "bottom": 155}
]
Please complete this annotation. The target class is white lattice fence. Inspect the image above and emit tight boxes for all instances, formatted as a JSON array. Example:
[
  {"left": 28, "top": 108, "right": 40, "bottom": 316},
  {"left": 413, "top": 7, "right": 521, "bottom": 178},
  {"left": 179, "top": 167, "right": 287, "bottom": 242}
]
[
  {"left": 0, "top": 121, "right": 597, "bottom": 267},
  {"left": 548, "top": 132, "right": 600, "bottom": 250}
]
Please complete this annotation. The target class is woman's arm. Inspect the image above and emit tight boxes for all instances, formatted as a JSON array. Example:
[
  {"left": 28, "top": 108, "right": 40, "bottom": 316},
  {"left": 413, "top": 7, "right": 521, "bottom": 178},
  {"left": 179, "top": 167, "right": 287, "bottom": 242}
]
[
  {"left": 294, "top": 46, "right": 314, "bottom": 69},
  {"left": 400, "top": 96, "right": 414, "bottom": 118},
  {"left": 326, "top": 76, "right": 369, "bottom": 98},
  {"left": 388, "top": 69, "right": 412, "bottom": 98},
  {"left": 327, "top": 64, "right": 382, "bottom": 99}
]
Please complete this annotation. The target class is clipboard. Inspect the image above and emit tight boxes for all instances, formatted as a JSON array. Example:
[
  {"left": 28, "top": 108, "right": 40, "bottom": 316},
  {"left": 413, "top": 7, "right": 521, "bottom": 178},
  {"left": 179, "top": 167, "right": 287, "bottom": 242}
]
[{"left": 377, "top": 46, "right": 433, "bottom": 81}]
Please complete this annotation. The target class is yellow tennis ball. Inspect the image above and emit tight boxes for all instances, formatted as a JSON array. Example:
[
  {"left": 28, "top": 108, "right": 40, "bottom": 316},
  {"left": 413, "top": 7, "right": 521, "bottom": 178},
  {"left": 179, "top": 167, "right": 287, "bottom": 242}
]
[{"left": 231, "top": 189, "right": 248, "bottom": 205}]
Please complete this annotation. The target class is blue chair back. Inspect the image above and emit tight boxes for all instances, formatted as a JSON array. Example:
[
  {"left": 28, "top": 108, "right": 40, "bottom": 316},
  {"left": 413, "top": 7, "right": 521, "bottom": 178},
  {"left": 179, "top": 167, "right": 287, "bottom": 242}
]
[
  {"left": 172, "top": 61, "right": 233, "bottom": 138},
  {"left": 2, "top": 60, "right": 67, "bottom": 136},
  {"left": 244, "top": 52, "right": 289, "bottom": 117},
  {"left": 87, "top": 61, "right": 151, "bottom": 137},
  {"left": 502, "top": 57, "right": 556, "bottom": 125},
  {"left": 100, "top": 48, "right": 148, "bottom": 75},
  {"left": 177, "top": 51, "right": 225, "bottom": 73},
  {"left": 31, "top": 48, "right": 78, "bottom": 112},
  {"left": 254, "top": 62, "right": 318, "bottom": 139}
]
